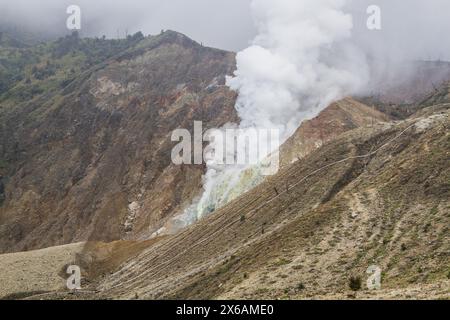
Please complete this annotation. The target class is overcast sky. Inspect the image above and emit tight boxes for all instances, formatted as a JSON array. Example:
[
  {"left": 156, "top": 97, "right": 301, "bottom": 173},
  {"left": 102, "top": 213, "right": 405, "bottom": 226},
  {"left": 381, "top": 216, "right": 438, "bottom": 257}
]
[
  {"left": 0, "top": 0, "right": 255, "bottom": 50},
  {"left": 1, "top": 0, "right": 449, "bottom": 60}
]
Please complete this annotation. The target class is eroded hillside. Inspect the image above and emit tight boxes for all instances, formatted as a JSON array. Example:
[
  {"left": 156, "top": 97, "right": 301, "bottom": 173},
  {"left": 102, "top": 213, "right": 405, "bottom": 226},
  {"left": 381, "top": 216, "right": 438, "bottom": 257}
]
[
  {"left": 93, "top": 103, "right": 448, "bottom": 300},
  {"left": 0, "top": 31, "right": 237, "bottom": 253},
  {"left": 1, "top": 95, "right": 448, "bottom": 301},
  {"left": 16, "top": 100, "right": 444, "bottom": 301}
]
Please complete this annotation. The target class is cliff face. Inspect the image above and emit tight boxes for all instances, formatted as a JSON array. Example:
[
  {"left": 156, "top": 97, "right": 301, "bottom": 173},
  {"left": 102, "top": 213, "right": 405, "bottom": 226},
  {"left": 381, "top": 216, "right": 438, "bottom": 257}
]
[{"left": 0, "top": 31, "right": 238, "bottom": 253}]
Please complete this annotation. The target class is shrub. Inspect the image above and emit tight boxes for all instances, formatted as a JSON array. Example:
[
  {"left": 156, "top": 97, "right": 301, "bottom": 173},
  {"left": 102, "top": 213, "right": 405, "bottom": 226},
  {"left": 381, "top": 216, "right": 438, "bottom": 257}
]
[{"left": 349, "top": 276, "right": 362, "bottom": 291}]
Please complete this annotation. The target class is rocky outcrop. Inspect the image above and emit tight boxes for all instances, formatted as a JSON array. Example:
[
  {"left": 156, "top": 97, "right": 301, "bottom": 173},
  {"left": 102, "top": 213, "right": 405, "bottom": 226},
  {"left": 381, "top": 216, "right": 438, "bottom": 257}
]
[{"left": 281, "top": 98, "right": 390, "bottom": 167}]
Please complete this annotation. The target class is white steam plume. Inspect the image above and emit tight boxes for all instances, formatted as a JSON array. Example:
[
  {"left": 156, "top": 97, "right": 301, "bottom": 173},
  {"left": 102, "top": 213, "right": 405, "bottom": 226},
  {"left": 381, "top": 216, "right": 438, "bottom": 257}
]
[
  {"left": 161, "top": 0, "right": 370, "bottom": 234},
  {"left": 229, "top": 0, "right": 368, "bottom": 138}
]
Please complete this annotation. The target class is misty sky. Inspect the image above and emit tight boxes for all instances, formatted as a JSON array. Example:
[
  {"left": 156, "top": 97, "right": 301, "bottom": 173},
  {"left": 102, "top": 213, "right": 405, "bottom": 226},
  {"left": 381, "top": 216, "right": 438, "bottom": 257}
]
[{"left": 1, "top": 0, "right": 450, "bottom": 60}]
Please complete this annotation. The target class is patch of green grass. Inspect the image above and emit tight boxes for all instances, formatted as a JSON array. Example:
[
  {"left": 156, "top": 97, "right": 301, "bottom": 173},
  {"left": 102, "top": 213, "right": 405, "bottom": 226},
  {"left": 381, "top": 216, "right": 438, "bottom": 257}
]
[
  {"left": 430, "top": 205, "right": 439, "bottom": 216},
  {"left": 1, "top": 31, "right": 145, "bottom": 104},
  {"left": 0, "top": 159, "right": 7, "bottom": 169}
]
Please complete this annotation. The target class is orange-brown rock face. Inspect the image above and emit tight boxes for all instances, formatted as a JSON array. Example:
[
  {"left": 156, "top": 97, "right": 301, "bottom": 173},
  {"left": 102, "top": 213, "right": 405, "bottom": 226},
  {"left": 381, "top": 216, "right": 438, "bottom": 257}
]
[{"left": 281, "top": 98, "right": 390, "bottom": 167}]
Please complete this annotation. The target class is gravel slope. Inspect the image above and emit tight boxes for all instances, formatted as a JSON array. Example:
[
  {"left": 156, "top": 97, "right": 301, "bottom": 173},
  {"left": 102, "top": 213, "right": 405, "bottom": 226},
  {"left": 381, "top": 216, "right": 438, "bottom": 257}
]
[{"left": 0, "top": 243, "right": 84, "bottom": 299}]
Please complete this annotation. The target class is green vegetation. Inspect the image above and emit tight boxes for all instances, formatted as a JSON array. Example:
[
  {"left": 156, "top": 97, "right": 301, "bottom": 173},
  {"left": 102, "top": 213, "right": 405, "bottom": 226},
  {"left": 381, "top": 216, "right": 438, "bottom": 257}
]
[
  {"left": 0, "top": 31, "right": 146, "bottom": 105},
  {"left": 0, "top": 159, "right": 7, "bottom": 169},
  {"left": 348, "top": 276, "right": 362, "bottom": 291},
  {"left": 430, "top": 205, "right": 439, "bottom": 216}
]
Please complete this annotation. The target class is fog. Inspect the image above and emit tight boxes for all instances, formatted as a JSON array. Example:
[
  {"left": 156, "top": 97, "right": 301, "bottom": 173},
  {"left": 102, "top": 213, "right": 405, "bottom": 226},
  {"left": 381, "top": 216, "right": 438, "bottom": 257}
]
[
  {"left": 350, "top": 0, "right": 450, "bottom": 62},
  {"left": 0, "top": 0, "right": 254, "bottom": 50},
  {"left": 1, "top": 0, "right": 450, "bottom": 61}
]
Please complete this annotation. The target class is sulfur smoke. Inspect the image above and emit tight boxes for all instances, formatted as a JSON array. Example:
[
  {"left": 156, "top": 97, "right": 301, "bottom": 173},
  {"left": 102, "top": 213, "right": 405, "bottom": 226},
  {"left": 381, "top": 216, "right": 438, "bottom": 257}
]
[
  {"left": 228, "top": 0, "right": 368, "bottom": 137},
  {"left": 158, "top": 0, "right": 370, "bottom": 235}
]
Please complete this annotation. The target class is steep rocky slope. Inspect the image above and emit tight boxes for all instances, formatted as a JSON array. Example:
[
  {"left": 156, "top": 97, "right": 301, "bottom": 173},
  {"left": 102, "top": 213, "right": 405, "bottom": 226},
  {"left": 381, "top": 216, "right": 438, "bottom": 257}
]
[
  {"left": 1, "top": 88, "right": 448, "bottom": 301},
  {"left": 281, "top": 98, "right": 390, "bottom": 167},
  {"left": 88, "top": 103, "right": 448, "bottom": 300},
  {"left": 0, "top": 31, "right": 237, "bottom": 253},
  {"left": 358, "top": 61, "right": 450, "bottom": 119},
  {"left": 8, "top": 97, "right": 442, "bottom": 300}
]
